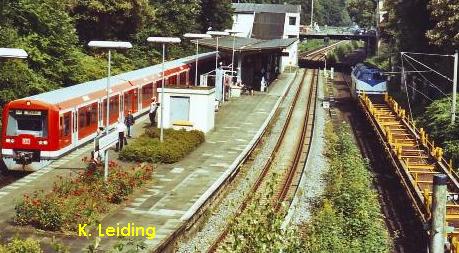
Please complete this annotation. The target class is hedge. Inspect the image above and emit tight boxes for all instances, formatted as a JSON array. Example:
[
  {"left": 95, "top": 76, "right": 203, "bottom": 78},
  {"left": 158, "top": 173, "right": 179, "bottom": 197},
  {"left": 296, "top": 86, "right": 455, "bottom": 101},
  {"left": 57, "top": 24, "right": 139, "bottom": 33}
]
[{"left": 119, "top": 128, "right": 205, "bottom": 164}]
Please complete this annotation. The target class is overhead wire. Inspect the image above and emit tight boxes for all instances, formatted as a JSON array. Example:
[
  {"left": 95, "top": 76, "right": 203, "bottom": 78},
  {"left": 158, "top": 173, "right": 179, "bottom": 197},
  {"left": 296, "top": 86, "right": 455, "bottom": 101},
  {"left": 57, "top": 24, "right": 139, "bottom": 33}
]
[
  {"left": 402, "top": 53, "right": 450, "bottom": 99},
  {"left": 403, "top": 53, "right": 453, "bottom": 82}
]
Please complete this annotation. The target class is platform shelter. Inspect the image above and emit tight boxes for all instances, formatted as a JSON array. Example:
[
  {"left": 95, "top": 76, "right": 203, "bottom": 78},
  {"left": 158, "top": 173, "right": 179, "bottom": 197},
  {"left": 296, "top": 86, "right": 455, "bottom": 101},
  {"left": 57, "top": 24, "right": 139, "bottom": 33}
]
[{"left": 197, "top": 37, "right": 297, "bottom": 91}]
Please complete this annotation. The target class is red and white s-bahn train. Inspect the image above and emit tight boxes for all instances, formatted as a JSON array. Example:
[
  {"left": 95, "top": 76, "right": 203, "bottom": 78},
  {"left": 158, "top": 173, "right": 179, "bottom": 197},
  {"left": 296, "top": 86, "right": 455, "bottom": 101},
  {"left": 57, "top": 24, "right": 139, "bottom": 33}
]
[{"left": 1, "top": 52, "right": 215, "bottom": 171}]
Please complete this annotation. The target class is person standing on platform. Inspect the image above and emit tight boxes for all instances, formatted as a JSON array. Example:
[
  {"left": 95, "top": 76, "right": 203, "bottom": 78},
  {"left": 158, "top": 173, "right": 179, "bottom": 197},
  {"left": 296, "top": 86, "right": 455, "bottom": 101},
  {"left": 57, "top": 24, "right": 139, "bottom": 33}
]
[
  {"left": 125, "top": 110, "right": 135, "bottom": 138},
  {"left": 149, "top": 97, "right": 158, "bottom": 127},
  {"left": 115, "top": 119, "right": 127, "bottom": 151}
]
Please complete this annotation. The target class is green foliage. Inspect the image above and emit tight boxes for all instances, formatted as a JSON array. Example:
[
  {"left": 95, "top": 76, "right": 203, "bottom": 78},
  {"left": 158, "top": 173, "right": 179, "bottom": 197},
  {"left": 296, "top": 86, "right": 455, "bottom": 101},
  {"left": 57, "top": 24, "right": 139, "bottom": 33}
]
[
  {"left": 364, "top": 43, "right": 391, "bottom": 70},
  {"left": 419, "top": 96, "right": 459, "bottom": 164},
  {"left": 326, "top": 41, "right": 360, "bottom": 64},
  {"left": 119, "top": 128, "right": 205, "bottom": 164},
  {"left": 346, "top": 0, "right": 376, "bottom": 28},
  {"left": 426, "top": 0, "right": 459, "bottom": 50},
  {"left": 301, "top": 123, "right": 391, "bottom": 252},
  {"left": 298, "top": 39, "right": 326, "bottom": 53},
  {"left": 0, "top": 0, "right": 233, "bottom": 109},
  {"left": 0, "top": 237, "right": 43, "bottom": 253},
  {"left": 198, "top": 0, "right": 233, "bottom": 31},
  {"left": 14, "top": 163, "right": 153, "bottom": 231},
  {"left": 223, "top": 182, "right": 304, "bottom": 252}
]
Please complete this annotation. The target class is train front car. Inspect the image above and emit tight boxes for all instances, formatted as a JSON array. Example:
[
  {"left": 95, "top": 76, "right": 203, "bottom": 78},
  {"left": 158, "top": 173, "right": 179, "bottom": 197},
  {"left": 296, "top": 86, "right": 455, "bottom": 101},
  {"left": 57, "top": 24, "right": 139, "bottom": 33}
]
[
  {"left": 1, "top": 99, "right": 59, "bottom": 171},
  {"left": 351, "top": 63, "right": 387, "bottom": 97}
]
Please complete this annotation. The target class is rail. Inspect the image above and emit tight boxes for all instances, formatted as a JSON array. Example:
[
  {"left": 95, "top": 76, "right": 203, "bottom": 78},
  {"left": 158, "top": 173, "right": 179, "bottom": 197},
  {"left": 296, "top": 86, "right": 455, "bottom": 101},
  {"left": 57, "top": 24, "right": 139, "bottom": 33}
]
[
  {"left": 153, "top": 71, "right": 299, "bottom": 253},
  {"left": 359, "top": 92, "right": 459, "bottom": 252},
  {"left": 208, "top": 68, "right": 318, "bottom": 252}
]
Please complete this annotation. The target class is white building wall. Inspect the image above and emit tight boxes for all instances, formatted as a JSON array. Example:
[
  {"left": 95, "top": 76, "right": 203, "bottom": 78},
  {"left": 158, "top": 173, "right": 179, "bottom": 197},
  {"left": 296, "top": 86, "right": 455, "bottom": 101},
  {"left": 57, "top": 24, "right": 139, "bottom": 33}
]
[
  {"left": 280, "top": 41, "right": 298, "bottom": 72},
  {"left": 231, "top": 13, "right": 255, "bottom": 38},
  {"left": 157, "top": 88, "right": 215, "bottom": 133},
  {"left": 283, "top": 13, "right": 301, "bottom": 38}
]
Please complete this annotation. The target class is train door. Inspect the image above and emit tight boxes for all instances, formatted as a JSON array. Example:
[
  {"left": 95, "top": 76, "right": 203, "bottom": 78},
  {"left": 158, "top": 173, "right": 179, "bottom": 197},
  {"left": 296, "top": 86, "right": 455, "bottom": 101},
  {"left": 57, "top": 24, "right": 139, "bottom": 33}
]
[{"left": 59, "top": 111, "right": 72, "bottom": 149}]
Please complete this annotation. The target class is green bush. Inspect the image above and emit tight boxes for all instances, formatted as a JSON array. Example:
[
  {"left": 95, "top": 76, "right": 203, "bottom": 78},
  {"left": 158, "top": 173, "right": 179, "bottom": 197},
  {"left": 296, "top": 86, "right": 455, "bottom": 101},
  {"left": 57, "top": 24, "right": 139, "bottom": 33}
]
[
  {"left": 301, "top": 124, "right": 391, "bottom": 252},
  {"left": 0, "top": 237, "right": 43, "bottom": 253},
  {"left": 119, "top": 128, "right": 205, "bottom": 164}
]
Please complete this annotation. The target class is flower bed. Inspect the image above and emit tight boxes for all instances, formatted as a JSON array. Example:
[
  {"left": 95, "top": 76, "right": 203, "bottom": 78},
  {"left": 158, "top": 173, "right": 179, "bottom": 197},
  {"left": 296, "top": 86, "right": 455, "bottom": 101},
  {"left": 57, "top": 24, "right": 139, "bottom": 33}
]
[
  {"left": 119, "top": 128, "right": 205, "bottom": 164},
  {"left": 14, "top": 163, "right": 153, "bottom": 231}
]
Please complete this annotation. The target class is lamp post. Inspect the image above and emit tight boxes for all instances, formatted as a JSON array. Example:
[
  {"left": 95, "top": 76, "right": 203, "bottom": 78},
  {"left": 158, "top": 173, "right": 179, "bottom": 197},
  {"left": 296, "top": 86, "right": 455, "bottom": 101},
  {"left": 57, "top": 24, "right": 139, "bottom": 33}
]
[
  {"left": 206, "top": 31, "right": 229, "bottom": 72},
  {"left": 0, "top": 48, "right": 28, "bottom": 59},
  {"left": 88, "top": 41, "right": 132, "bottom": 181},
  {"left": 224, "top": 29, "right": 242, "bottom": 82},
  {"left": 147, "top": 37, "right": 181, "bottom": 143},
  {"left": 183, "top": 33, "right": 212, "bottom": 86}
]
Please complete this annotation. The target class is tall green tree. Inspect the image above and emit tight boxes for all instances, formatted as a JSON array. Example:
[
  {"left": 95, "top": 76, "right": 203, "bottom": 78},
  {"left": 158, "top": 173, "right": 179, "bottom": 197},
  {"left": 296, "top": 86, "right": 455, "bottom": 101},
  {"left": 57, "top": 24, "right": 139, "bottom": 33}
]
[
  {"left": 426, "top": 0, "right": 459, "bottom": 51},
  {"left": 199, "top": 0, "right": 233, "bottom": 32},
  {"left": 346, "top": 0, "right": 376, "bottom": 28}
]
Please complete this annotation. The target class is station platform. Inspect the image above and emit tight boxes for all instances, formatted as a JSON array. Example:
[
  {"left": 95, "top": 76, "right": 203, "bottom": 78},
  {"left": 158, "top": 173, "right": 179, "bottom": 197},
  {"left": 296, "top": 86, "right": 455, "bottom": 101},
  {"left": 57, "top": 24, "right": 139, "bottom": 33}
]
[{"left": 0, "top": 72, "right": 296, "bottom": 251}]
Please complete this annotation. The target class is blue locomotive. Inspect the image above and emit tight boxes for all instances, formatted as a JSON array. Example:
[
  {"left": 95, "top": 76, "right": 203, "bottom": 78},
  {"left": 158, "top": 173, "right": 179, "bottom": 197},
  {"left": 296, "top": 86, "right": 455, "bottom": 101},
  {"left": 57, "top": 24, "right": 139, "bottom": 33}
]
[{"left": 350, "top": 63, "right": 387, "bottom": 97}]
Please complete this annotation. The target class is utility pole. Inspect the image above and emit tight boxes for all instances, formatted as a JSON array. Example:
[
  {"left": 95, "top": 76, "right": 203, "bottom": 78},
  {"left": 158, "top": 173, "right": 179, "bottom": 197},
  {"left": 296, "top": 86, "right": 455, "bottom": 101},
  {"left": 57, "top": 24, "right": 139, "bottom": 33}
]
[
  {"left": 430, "top": 174, "right": 447, "bottom": 253},
  {"left": 310, "top": 0, "right": 314, "bottom": 27},
  {"left": 452, "top": 50, "right": 458, "bottom": 125}
]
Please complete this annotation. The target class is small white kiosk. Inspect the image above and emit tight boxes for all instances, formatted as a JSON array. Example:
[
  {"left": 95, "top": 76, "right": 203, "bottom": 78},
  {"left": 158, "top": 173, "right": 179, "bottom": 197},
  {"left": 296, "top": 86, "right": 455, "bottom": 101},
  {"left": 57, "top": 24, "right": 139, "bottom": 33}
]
[{"left": 157, "top": 86, "right": 215, "bottom": 133}]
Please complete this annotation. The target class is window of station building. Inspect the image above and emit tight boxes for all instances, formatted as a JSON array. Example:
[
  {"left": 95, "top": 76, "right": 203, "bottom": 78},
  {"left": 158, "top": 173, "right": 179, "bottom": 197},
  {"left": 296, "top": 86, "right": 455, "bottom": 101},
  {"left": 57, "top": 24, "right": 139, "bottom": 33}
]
[{"left": 289, "top": 17, "right": 296, "bottom": 26}]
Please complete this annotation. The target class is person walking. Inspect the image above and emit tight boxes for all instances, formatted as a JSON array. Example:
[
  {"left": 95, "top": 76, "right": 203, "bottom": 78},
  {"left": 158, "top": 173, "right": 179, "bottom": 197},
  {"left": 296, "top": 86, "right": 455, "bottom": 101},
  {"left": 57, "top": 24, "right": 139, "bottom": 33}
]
[
  {"left": 149, "top": 97, "right": 158, "bottom": 127},
  {"left": 125, "top": 110, "right": 135, "bottom": 138},
  {"left": 115, "top": 119, "right": 127, "bottom": 151}
]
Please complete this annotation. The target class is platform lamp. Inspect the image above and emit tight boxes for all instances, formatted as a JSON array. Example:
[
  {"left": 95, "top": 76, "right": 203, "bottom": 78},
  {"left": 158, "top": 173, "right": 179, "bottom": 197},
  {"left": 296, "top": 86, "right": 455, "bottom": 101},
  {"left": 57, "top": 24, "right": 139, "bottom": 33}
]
[
  {"left": 206, "top": 31, "right": 229, "bottom": 72},
  {"left": 147, "top": 37, "right": 181, "bottom": 143},
  {"left": 0, "top": 48, "right": 28, "bottom": 59},
  {"left": 88, "top": 41, "right": 132, "bottom": 181},
  {"left": 224, "top": 29, "right": 242, "bottom": 82},
  {"left": 183, "top": 33, "right": 212, "bottom": 86}
]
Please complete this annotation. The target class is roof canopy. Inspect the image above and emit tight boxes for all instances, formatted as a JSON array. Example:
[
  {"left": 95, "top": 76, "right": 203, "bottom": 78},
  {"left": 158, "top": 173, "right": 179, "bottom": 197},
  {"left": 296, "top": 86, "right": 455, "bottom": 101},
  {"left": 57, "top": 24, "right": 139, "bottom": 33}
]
[
  {"left": 196, "top": 37, "right": 298, "bottom": 53},
  {"left": 232, "top": 3, "right": 301, "bottom": 14}
]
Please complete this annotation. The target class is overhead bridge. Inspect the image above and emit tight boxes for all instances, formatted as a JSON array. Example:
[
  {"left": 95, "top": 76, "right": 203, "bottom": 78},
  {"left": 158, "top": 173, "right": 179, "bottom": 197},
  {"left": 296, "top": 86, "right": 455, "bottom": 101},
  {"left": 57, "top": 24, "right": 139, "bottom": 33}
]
[
  {"left": 299, "top": 32, "right": 375, "bottom": 41},
  {"left": 359, "top": 93, "right": 459, "bottom": 252}
]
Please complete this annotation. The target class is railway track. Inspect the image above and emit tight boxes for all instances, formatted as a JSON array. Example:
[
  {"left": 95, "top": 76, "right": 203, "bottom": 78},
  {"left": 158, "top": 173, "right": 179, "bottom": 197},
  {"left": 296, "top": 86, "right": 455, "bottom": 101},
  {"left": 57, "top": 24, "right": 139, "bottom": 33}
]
[
  {"left": 334, "top": 72, "right": 426, "bottom": 252},
  {"left": 299, "top": 41, "right": 343, "bottom": 60},
  {"left": 207, "top": 68, "right": 318, "bottom": 252}
]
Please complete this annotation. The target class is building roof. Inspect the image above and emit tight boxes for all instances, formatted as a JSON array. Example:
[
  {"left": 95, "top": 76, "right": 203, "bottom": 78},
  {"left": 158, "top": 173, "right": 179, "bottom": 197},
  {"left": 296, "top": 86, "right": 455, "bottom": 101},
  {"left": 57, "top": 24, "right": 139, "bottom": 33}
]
[
  {"left": 233, "top": 3, "right": 301, "bottom": 14},
  {"left": 197, "top": 37, "right": 298, "bottom": 53},
  {"left": 26, "top": 52, "right": 216, "bottom": 106}
]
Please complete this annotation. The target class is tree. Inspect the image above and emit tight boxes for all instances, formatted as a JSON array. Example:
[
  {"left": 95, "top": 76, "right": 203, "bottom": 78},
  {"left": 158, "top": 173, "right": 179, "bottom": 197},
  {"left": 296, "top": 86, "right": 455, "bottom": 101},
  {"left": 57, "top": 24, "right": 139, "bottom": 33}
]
[
  {"left": 69, "top": 0, "right": 155, "bottom": 43},
  {"left": 426, "top": 0, "right": 459, "bottom": 50},
  {"left": 199, "top": 0, "right": 233, "bottom": 32},
  {"left": 346, "top": 0, "right": 376, "bottom": 28}
]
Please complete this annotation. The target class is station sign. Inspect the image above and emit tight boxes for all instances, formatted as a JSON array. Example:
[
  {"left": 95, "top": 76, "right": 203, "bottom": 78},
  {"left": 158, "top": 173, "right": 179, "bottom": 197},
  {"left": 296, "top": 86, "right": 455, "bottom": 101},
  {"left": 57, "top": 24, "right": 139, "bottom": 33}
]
[{"left": 98, "top": 130, "right": 118, "bottom": 152}]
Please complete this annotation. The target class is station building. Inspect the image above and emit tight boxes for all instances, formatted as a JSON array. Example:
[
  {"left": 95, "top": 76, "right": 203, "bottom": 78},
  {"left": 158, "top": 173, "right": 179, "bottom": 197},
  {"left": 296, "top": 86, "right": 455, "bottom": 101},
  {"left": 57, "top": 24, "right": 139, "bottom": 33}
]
[{"left": 231, "top": 3, "right": 301, "bottom": 71}]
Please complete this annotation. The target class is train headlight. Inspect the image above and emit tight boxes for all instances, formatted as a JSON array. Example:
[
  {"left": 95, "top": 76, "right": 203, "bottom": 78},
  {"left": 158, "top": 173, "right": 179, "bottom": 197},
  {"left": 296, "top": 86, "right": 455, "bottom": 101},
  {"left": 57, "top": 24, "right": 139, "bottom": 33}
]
[
  {"left": 38, "top": 141, "right": 43, "bottom": 145},
  {"left": 11, "top": 139, "right": 14, "bottom": 143},
  {"left": 5, "top": 139, "right": 11, "bottom": 143},
  {"left": 43, "top": 140, "right": 48, "bottom": 145}
]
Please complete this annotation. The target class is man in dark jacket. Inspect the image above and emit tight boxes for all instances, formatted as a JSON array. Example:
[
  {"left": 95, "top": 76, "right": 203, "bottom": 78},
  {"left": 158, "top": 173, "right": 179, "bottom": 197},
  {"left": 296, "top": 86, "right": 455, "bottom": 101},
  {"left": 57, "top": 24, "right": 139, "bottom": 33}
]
[{"left": 125, "top": 110, "right": 135, "bottom": 138}]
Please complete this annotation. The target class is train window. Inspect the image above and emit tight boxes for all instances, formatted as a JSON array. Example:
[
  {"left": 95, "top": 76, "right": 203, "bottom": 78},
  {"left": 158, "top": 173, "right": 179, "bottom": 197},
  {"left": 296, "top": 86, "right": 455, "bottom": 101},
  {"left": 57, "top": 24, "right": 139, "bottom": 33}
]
[
  {"left": 7, "top": 110, "right": 48, "bottom": 137},
  {"left": 59, "top": 112, "right": 71, "bottom": 137}
]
